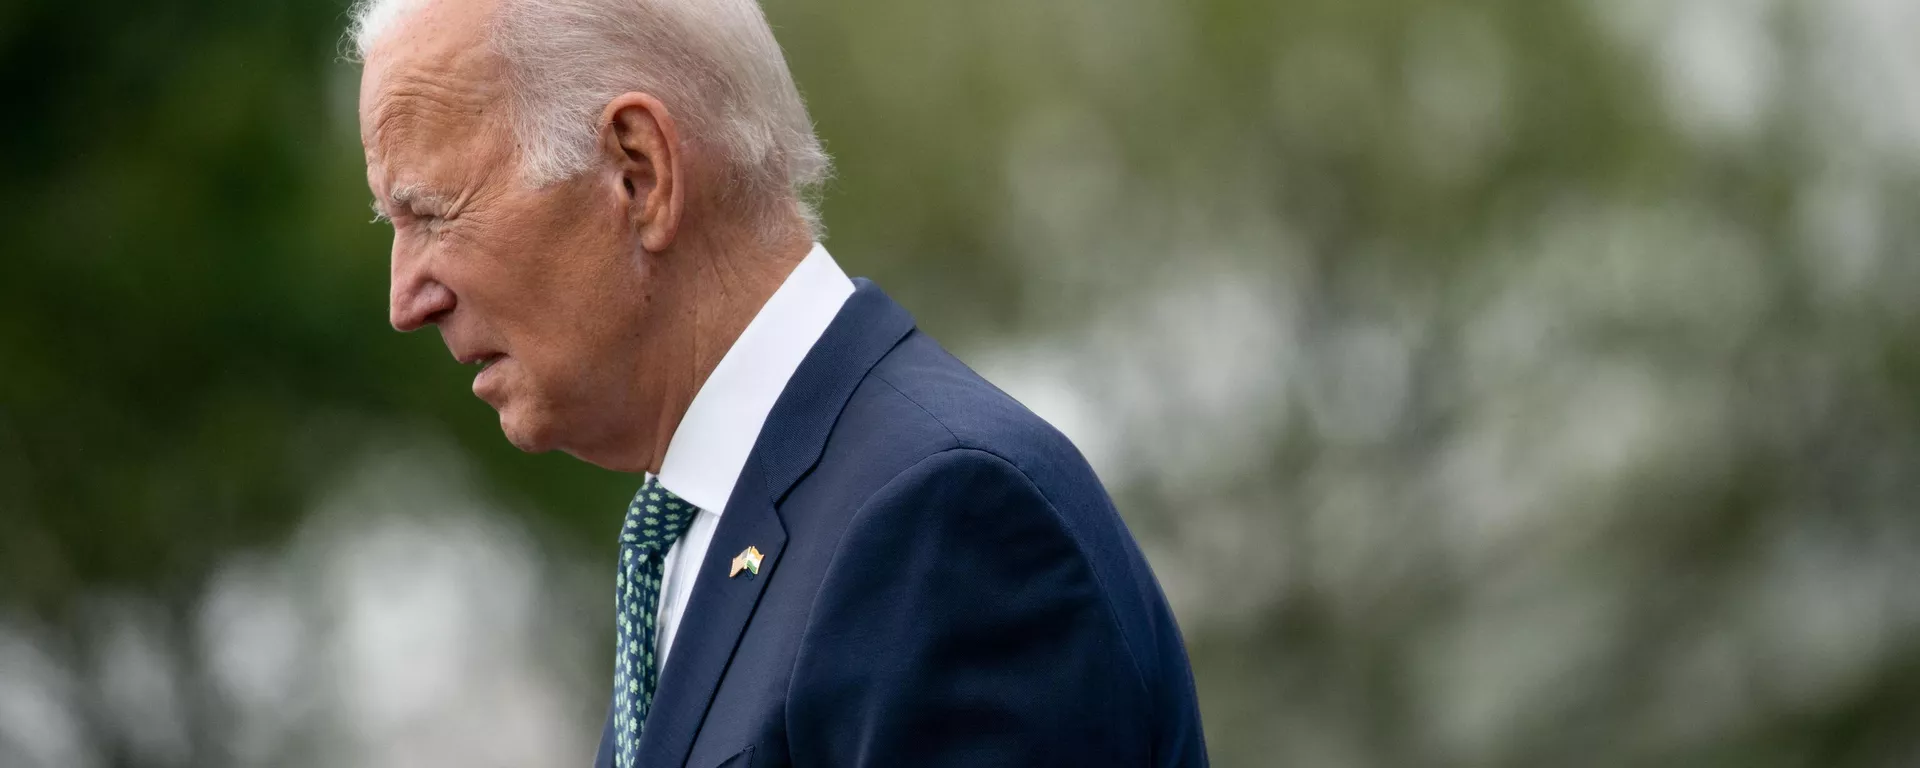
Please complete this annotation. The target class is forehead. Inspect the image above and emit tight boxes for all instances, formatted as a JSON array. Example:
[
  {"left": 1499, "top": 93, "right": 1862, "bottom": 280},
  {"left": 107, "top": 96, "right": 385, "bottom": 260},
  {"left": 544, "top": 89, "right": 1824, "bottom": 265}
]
[{"left": 358, "top": 0, "right": 509, "bottom": 172}]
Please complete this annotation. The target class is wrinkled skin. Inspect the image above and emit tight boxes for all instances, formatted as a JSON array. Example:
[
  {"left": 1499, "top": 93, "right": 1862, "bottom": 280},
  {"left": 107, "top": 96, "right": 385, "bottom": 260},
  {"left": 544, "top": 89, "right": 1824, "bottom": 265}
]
[{"left": 358, "top": 0, "right": 805, "bottom": 472}]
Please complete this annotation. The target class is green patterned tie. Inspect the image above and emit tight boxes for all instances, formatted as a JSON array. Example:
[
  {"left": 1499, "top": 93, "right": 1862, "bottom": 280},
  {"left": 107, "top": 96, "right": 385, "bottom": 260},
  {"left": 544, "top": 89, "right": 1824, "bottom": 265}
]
[{"left": 611, "top": 476, "right": 698, "bottom": 768}]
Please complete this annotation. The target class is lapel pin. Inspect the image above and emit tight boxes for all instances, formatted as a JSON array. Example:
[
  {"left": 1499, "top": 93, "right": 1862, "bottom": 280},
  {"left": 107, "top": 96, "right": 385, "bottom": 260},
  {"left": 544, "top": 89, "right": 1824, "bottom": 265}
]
[{"left": 729, "top": 546, "right": 764, "bottom": 578}]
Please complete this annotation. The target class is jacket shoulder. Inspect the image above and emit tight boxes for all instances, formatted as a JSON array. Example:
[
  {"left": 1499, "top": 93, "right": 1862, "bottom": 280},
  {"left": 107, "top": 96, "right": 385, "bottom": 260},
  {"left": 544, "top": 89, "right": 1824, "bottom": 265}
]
[
  {"left": 863, "top": 331, "right": 1089, "bottom": 481},
  {"left": 818, "top": 330, "right": 1207, "bottom": 762}
]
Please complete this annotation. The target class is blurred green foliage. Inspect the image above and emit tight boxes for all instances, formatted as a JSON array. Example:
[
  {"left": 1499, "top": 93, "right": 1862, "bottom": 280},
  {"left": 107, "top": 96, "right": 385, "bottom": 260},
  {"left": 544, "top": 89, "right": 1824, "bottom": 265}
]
[{"left": 1, "top": 0, "right": 622, "bottom": 612}]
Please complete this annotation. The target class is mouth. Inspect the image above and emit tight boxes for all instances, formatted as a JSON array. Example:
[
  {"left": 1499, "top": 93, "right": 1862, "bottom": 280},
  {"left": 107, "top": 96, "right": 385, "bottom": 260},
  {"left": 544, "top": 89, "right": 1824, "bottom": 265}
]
[{"left": 456, "top": 351, "right": 506, "bottom": 371}]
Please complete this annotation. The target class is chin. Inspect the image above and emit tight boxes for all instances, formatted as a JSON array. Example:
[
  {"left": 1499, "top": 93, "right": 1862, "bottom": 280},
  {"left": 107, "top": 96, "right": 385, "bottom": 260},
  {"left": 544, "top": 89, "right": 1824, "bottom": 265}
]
[{"left": 496, "top": 404, "right": 560, "bottom": 454}]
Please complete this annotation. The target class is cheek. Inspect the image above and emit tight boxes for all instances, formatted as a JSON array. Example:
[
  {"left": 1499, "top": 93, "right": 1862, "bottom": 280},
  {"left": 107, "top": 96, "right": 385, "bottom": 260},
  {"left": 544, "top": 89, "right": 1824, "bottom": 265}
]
[
  {"left": 529, "top": 213, "right": 646, "bottom": 329},
  {"left": 465, "top": 190, "right": 644, "bottom": 385},
  {"left": 488, "top": 252, "right": 628, "bottom": 374},
  {"left": 440, "top": 225, "right": 553, "bottom": 319}
]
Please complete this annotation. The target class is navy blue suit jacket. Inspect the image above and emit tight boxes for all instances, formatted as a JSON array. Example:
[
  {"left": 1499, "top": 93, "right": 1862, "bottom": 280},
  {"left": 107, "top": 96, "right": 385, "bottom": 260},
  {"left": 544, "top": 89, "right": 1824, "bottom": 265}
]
[{"left": 596, "top": 280, "right": 1207, "bottom": 767}]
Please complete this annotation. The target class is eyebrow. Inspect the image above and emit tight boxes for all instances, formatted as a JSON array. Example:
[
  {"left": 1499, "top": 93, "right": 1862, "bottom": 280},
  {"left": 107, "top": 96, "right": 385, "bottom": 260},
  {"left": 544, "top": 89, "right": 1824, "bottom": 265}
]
[
  {"left": 370, "top": 182, "right": 455, "bottom": 223},
  {"left": 389, "top": 182, "right": 452, "bottom": 210}
]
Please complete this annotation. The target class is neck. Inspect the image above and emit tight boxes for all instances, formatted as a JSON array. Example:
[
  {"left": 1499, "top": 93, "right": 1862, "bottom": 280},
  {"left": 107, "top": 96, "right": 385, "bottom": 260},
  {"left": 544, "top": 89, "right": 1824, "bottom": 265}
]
[{"left": 630, "top": 223, "right": 813, "bottom": 474}]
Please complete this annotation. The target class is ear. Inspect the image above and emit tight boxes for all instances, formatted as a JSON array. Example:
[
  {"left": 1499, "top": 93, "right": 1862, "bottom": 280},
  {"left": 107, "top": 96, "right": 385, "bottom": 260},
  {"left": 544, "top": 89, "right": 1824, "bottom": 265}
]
[{"left": 599, "top": 93, "right": 684, "bottom": 253}]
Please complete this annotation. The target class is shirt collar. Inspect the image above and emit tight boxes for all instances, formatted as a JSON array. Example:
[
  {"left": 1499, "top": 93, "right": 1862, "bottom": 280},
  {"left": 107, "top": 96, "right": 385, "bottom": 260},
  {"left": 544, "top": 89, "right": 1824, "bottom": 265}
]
[{"left": 651, "top": 243, "right": 855, "bottom": 514}]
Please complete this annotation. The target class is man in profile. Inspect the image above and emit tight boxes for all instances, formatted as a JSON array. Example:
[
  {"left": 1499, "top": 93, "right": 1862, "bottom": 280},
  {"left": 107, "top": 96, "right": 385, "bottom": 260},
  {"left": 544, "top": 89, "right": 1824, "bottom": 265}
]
[{"left": 348, "top": 0, "right": 1206, "bottom": 764}]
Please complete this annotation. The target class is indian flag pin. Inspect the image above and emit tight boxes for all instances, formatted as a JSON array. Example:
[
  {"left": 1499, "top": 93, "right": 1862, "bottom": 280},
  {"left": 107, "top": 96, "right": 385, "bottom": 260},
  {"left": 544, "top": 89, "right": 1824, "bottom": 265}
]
[{"left": 729, "top": 546, "right": 764, "bottom": 578}]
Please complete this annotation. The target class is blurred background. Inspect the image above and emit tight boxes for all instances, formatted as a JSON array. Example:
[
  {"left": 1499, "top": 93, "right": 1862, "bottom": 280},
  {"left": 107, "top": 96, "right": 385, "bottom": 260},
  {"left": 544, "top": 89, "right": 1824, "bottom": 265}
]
[{"left": 4, "top": 0, "right": 1920, "bottom": 765}]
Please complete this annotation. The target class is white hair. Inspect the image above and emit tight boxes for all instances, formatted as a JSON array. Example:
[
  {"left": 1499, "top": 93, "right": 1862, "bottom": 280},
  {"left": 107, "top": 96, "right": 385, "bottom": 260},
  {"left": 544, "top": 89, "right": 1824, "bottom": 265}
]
[{"left": 348, "top": 0, "right": 831, "bottom": 239}]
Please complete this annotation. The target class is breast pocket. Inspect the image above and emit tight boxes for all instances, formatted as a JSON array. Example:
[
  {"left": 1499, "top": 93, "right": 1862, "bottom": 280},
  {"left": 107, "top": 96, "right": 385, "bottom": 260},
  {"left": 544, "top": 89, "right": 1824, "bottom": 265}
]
[{"left": 700, "top": 745, "right": 754, "bottom": 768}]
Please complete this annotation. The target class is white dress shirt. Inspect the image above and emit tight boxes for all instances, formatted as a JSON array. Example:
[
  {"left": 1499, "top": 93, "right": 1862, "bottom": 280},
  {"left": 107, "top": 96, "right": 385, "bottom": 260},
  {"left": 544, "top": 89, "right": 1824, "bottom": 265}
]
[{"left": 646, "top": 243, "right": 855, "bottom": 671}]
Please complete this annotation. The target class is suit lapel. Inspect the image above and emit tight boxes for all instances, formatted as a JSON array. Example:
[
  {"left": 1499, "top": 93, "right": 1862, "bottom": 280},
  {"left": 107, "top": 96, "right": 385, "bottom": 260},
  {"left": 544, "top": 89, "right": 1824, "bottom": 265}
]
[
  {"left": 633, "top": 456, "right": 786, "bottom": 768},
  {"left": 633, "top": 279, "right": 917, "bottom": 768}
]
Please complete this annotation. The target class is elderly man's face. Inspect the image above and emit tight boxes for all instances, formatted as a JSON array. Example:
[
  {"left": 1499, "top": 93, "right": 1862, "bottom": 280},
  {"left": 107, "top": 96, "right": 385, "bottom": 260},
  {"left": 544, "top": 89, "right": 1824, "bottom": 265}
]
[{"left": 358, "top": 0, "right": 655, "bottom": 456}]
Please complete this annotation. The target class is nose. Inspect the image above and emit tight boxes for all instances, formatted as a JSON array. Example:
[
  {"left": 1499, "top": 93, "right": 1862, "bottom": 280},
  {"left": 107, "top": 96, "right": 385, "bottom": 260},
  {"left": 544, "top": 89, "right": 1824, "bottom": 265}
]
[{"left": 389, "top": 245, "right": 455, "bottom": 332}]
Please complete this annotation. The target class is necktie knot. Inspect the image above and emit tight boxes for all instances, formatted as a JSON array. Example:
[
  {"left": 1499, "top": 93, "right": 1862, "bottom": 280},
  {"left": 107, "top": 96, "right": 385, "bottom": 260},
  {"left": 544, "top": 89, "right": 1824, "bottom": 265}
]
[{"left": 622, "top": 476, "right": 698, "bottom": 557}]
